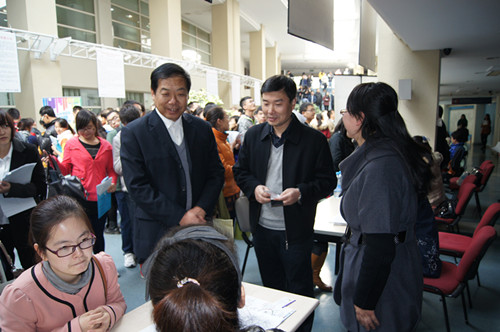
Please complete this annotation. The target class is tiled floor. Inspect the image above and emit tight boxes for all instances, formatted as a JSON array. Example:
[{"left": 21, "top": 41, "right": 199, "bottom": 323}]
[{"left": 105, "top": 144, "right": 500, "bottom": 331}]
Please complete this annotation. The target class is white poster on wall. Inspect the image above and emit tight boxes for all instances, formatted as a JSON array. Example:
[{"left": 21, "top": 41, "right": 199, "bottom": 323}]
[
  {"left": 206, "top": 69, "right": 218, "bottom": 98},
  {"left": 231, "top": 76, "right": 240, "bottom": 107},
  {"left": 96, "top": 48, "right": 125, "bottom": 98},
  {"left": 333, "top": 76, "right": 362, "bottom": 124},
  {"left": 0, "top": 31, "right": 21, "bottom": 93},
  {"left": 253, "top": 81, "right": 261, "bottom": 106}
]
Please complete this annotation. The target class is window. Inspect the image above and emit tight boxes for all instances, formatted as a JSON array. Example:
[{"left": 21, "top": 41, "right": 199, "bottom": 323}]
[
  {"left": 0, "top": 93, "right": 15, "bottom": 107},
  {"left": 117, "top": 91, "right": 145, "bottom": 107},
  {"left": 63, "top": 87, "right": 101, "bottom": 110},
  {"left": 182, "top": 20, "right": 211, "bottom": 65},
  {"left": 0, "top": 1, "right": 7, "bottom": 28},
  {"left": 111, "top": 0, "right": 150, "bottom": 53},
  {"left": 56, "top": 0, "right": 96, "bottom": 43}
]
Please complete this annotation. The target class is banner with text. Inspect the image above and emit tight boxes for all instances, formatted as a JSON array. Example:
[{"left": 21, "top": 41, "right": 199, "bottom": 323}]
[{"left": 96, "top": 48, "right": 125, "bottom": 98}]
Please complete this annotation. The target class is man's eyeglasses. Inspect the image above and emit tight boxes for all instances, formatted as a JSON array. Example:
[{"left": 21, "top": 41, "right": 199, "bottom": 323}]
[
  {"left": 45, "top": 234, "right": 96, "bottom": 258},
  {"left": 339, "top": 109, "right": 348, "bottom": 115}
]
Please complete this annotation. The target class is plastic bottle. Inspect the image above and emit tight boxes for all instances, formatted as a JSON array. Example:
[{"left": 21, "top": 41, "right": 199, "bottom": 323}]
[{"left": 333, "top": 171, "right": 342, "bottom": 197}]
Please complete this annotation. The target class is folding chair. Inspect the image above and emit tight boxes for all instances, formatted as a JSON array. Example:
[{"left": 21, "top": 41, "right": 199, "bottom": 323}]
[
  {"left": 235, "top": 195, "right": 253, "bottom": 276},
  {"left": 423, "top": 226, "right": 497, "bottom": 332},
  {"left": 473, "top": 161, "right": 494, "bottom": 215},
  {"left": 435, "top": 180, "right": 476, "bottom": 233},
  {"left": 439, "top": 202, "right": 500, "bottom": 291}
]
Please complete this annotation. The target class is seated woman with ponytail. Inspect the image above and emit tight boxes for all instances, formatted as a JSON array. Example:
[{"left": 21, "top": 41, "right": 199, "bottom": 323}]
[{"left": 143, "top": 225, "right": 283, "bottom": 332}]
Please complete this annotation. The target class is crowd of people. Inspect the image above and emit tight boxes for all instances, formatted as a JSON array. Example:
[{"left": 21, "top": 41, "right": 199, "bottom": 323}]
[{"left": 0, "top": 63, "right": 494, "bottom": 331}]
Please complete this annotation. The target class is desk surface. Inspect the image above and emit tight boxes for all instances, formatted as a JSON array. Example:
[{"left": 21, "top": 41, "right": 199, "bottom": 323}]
[
  {"left": 314, "top": 196, "right": 347, "bottom": 237},
  {"left": 111, "top": 282, "right": 319, "bottom": 332}
]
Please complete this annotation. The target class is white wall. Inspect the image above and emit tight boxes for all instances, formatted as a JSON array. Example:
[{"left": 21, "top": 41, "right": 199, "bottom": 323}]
[{"left": 377, "top": 17, "right": 441, "bottom": 146}]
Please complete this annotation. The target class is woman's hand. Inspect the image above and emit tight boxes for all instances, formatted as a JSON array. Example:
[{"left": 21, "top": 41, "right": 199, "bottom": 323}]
[
  {"left": 51, "top": 144, "right": 61, "bottom": 156},
  {"left": 107, "top": 183, "right": 116, "bottom": 193},
  {"left": 78, "top": 308, "right": 111, "bottom": 332},
  {"left": 0, "top": 181, "right": 11, "bottom": 194},
  {"left": 354, "top": 305, "right": 380, "bottom": 331}
]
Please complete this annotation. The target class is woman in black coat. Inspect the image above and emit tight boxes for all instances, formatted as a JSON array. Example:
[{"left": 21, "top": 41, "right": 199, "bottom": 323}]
[{"left": 0, "top": 110, "right": 46, "bottom": 279}]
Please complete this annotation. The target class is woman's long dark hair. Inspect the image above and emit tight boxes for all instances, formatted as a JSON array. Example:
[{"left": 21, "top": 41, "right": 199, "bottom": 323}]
[
  {"left": 55, "top": 118, "right": 75, "bottom": 134},
  {"left": 346, "top": 82, "right": 432, "bottom": 194},
  {"left": 148, "top": 234, "right": 240, "bottom": 332},
  {"left": 205, "top": 106, "right": 226, "bottom": 130}
]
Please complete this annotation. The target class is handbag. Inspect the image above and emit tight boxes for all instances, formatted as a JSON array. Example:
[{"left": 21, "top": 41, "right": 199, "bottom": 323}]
[{"left": 46, "top": 156, "right": 88, "bottom": 202}]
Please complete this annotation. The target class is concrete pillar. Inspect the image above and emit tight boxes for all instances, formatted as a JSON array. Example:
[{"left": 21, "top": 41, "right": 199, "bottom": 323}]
[
  {"left": 250, "top": 26, "right": 266, "bottom": 80},
  {"left": 149, "top": 0, "right": 182, "bottom": 59},
  {"left": 7, "top": 0, "right": 62, "bottom": 120},
  {"left": 211, "top": 0, "right": 241, "bottom": 106},
  {"left": 266, "top": 43, "right": 279, "bottom": 78},
  {"left": 278, "top": 54, "right": 282, "bottom": 75},
  {"left": 95, "top": 0, "right": 113, "bottom": 46},
  {"left": 377, "top": 17, "right": 441, "bottom": 145},
  {"left": 493, "top": 95, "right": 500, "bottom": 147}
]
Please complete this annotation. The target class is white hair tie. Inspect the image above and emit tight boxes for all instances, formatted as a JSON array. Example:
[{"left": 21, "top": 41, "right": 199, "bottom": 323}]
[{"left": 177, "top": 277, "right": 200, "bottom": 288}]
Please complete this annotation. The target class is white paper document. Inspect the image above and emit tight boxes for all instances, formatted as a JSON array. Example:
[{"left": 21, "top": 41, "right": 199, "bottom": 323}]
[
  {"left": 96, "top": 176, "right": 112, "bottom": 195},
  {"left": 227, "top": 131, "right": 241, "bottom": 144},
  {"left": 238, "top": 296, "right": 296, "bottom": 330},
  {"left": 0, "top": 163, "right": 37, "bottom": 217}
]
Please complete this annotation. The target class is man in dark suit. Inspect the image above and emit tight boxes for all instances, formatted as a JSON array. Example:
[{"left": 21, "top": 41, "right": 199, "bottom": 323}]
[
  {"left": 233, "top": 75, "right": 336, "bottom": 332},
  {"left": 120, "top": 63, "right": 224, "bottom": 264}
]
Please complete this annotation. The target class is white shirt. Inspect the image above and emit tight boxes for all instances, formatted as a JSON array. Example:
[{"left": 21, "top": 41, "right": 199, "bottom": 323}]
[
  {"left": 156, "top": 109, "right": 184, "bottom": 146},
  {"left": 0, "top": 142, "right": 13, "bottom": 224}
]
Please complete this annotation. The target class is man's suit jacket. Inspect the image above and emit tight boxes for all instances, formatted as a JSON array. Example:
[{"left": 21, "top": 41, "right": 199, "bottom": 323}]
[
  {"left": 233, "top": 114, "right": 336, "bottom": 244},
  {"left": 120, "top": 111, "right": 224, "bottom": 261}
]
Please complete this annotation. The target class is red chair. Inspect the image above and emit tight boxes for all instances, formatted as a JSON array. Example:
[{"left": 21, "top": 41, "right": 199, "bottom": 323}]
[
  {"left": 435, "top": 179, "right": 476, "bottom": 232},
  {"left": 448, "top": 160, "right": 492, "bottom": 191},
  {"left": 473, "top": 162, "right": 495, "bottom": 215},
  {"left": 439, "top": 202, "right": 500, "bottom": 257},
  {"left": 439, "top": 202, "right": 500, "bottom": 291},
  {"left": 424, "top": 226, "right": 497, "bottom": 332}
]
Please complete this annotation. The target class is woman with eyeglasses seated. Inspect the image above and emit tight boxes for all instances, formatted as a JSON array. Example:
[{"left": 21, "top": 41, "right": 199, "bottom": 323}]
[
  {"left": 144, "top": 225, "right": 283, "bottom": 332},
  {"left": 0, "top": 195, "right": 126, "bottom": 332}
]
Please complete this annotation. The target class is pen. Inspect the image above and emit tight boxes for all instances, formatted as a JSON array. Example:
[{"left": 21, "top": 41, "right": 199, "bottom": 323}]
[{"left": 282, "top": 299, "right": 296, "bottom": 308}]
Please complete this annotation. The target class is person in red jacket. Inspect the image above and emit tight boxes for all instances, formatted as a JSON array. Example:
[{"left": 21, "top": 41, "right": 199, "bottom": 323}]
[{"left": 52, "top": 109, "right": 117, "bottom": 253}]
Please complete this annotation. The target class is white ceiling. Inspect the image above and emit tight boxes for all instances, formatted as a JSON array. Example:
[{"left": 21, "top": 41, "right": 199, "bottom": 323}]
[{"left": 181, "top": 0, "right": 500, "bottom": 99}]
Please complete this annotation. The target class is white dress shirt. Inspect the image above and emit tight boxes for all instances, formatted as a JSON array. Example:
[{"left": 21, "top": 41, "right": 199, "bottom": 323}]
[
  {"left": 155, "top": 109, "right": 184, "bottom": 146},
  {"left": 0, "top": 142, "right": 13, "bottom": 224}
]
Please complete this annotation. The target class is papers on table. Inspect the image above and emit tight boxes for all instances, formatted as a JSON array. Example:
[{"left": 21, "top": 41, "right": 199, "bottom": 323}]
[
  {"left": 137, "top": 296, "right": 296, "bottom": 332},
  {"left": 97, "top": 176, "right": 112, "bottom": 218},
  {"left": 238, "top": 296, "right": 296, "bottom": 330},
  {"left": 0, "top": 163, "right": 37, "bottom": 217}
]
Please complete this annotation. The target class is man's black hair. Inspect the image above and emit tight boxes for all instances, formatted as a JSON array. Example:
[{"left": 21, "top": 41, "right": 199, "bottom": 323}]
[
  {"left": 7, "top": 108, "right": 20, "bottom": 120},
  {"left": 261, "top": 75, "right": 297, "bottom": 102},
  {"left": 239, "top": 96, "right": 252, "bottom": 108},
  {"left": 150, "top": 63, "right": 191, "bottom": 93},
  {"left": 120, "top": 104, "right": 141, "bottom": 125},
  {"left": 299, "top": 102, "right": 313, "bottom": 114},
  {"left": 39, "top": 105, "right": 56, "bottom": 117},
  {"left": 123, "top": 100, "right": 146, "bottom": 115}
]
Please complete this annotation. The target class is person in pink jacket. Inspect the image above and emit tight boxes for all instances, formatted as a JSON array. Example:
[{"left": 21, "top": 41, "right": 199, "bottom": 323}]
[
  {"left": 53, "top": 109, "right": 117, "bottom": 253},
  {"left": 0, "top": 195, "right": 126, "bottom": 331}
]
